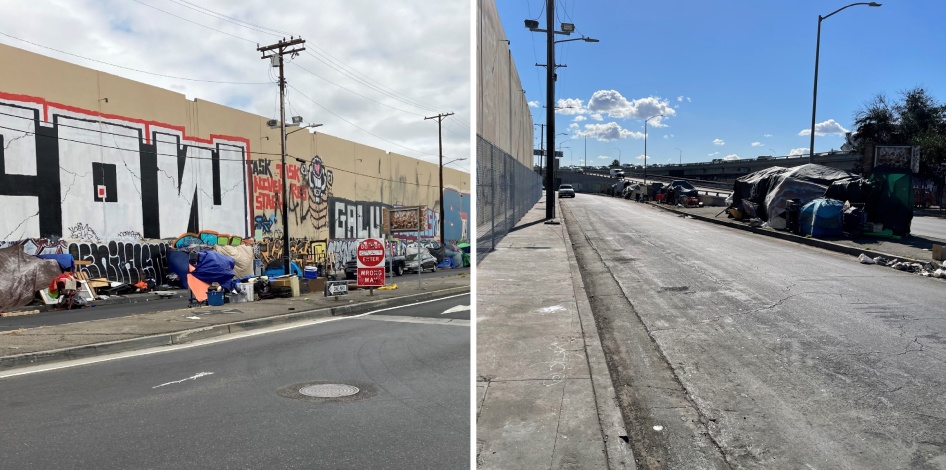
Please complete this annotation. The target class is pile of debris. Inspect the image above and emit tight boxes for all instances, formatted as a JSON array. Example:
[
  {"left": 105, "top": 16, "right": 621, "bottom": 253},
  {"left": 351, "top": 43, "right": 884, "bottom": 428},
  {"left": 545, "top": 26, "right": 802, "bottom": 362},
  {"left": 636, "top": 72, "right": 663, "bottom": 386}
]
[{"left": 858, "top": 253, "right": 946, "bottom": 279}]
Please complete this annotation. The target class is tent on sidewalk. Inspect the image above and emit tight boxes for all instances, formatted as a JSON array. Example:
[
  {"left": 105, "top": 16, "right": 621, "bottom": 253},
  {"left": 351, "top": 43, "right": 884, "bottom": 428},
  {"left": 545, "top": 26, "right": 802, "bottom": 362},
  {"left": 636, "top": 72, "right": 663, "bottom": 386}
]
[{"left": 0, "top": 246, "right": 62, "bottom": 311}]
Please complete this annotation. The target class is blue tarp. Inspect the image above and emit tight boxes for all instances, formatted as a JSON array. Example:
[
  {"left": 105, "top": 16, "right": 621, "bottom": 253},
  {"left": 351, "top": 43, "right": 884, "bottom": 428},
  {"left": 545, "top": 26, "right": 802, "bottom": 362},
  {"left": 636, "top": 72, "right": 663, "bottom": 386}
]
[
  {"left": 37, "top": 254, "right": 74, "bottom": 271},
  {"left": 193, "top": 251, "right": 237, "bottom": 291},
  {"left": 799, "top": 198, "right": 844, "bottom": 238},
  {"left": 167, "top": 250, "right": 237, "bottom": 291}
]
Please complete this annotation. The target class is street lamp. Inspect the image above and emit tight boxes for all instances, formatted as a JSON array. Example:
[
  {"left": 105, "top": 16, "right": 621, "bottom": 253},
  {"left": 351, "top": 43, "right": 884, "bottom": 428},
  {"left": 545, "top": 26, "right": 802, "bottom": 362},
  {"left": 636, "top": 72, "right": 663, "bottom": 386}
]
[
  {"left": 286, "top": 123, "right": 323, "bottom": 136},
  {"left": 643, "top": 114, "right": 663, "bottom": 188},
  {"left": 809, "top": 2, "right": 881, "bottom": 162},
  {"left": 612, "top": 147, "right": 622, "bottom": 167},
  {"left": 526, "top": 4, "right": 598, "bottom": 221},
  {"left": 674, "top": 148, "right": 682, "bottom": 165}
]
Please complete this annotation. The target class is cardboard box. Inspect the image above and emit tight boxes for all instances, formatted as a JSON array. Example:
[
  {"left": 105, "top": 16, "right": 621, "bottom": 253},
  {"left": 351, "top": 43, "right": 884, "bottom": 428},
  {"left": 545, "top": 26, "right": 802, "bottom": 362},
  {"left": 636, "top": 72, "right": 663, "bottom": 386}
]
[
  {"left": 270, "top": 276, "right": 300, "bottom": 297},
  {"left": 933, "top": 244, "right": 944, "bottom": 261},
  {"left": 299, "top": 278, "right": 326, "bottom": 295}
]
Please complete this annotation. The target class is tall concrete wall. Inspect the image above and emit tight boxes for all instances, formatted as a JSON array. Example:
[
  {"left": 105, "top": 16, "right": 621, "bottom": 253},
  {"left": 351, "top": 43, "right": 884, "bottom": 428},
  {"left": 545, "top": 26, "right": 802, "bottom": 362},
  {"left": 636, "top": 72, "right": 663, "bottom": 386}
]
[
  {"left": 0, "top": 44, "right": 470, "bottom": 278},
  {"left": 477, "top": 0, "right": 533, "bottom": 167}
]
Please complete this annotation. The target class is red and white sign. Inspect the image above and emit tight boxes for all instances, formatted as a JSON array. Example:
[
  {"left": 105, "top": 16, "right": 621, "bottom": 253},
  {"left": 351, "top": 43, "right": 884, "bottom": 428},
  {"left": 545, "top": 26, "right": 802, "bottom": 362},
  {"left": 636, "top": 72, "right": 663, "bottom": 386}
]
[{"left": 356, "top": 238, "right": 386, "bottom": 287}]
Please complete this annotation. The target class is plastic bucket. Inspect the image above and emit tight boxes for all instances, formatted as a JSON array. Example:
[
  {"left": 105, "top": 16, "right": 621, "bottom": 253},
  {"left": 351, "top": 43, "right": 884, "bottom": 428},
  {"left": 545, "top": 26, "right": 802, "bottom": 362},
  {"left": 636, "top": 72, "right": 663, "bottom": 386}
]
[{"left": 207, "top": 290, "right": 225, "bottom": 306}]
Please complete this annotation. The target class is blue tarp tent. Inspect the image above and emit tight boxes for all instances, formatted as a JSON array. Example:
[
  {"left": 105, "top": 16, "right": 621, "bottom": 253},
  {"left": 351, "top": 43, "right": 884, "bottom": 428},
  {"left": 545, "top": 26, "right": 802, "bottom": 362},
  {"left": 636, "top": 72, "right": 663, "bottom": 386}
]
[
  {"left": 799, "top": 198, "right": 844, "bottom": 238},
  {"left": 168, "top": 250, "right": 237, "bottom": 291}
]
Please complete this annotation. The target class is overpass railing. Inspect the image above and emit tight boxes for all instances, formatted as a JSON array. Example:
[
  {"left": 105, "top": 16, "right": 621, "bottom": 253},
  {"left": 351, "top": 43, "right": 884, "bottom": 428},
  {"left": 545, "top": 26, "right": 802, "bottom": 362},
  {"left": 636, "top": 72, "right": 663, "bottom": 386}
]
[{"left": 476, "top": 136, "right": 542, "bottom": 263}]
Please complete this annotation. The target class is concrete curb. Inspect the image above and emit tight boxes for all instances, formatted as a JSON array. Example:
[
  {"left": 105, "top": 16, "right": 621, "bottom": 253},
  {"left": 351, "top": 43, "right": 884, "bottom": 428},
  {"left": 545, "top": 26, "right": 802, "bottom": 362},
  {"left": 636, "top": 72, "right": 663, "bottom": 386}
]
[
  {"left": 0, "top": 286, "right": 469, "bottom": 371},
  {"left": 647, "top": 202, "right": 925, "bottom": 265},
  {"left": 561, "top": 206, "right": 634, "bottom": 469}
]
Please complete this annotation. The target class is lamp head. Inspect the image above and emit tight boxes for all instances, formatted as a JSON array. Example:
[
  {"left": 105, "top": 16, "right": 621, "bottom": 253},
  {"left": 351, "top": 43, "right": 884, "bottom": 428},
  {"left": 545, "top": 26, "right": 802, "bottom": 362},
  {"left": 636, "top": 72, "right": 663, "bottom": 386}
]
[
  {"left": 868, "top": 2, "right": 881, "bottom": 6},
  {"left": 524, "top": 19, "right": 539, "bottom": 30},
  {"left": 561, "top": 23, "right": 575, "bottom": 33}
]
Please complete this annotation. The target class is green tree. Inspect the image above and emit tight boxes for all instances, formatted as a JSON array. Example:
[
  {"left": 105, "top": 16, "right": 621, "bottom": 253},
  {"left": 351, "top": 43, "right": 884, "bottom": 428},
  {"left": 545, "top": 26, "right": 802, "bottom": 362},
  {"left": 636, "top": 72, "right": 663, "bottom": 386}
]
[
  {"left": 852, "top": 87, "right": 946, "bottom": 178},
  {"left": 611, "top": 159, "right": 620, "bottom": 167}
]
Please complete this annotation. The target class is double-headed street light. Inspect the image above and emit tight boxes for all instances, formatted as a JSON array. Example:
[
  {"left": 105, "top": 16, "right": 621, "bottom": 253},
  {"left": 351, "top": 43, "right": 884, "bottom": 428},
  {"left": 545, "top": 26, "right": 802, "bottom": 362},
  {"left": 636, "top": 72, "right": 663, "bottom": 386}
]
[
  {"left": 809, "top": 2, "right": 881, "bottom": 162},
  {"left": 526, "top": 3, "right": 598, "bottom": 221},
  {"left": 643, "top": 114, "right": 663, "bottom": 188}
]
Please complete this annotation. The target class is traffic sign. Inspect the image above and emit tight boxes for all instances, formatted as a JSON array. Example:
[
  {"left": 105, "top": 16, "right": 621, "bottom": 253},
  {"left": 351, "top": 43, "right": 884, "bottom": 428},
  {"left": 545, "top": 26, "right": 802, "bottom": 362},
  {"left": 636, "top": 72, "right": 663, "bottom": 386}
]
[
  {"left": 324, "top": 281, "right": 349, "bottom": 297},
  {"left": 357, "top": 238, "right": 386, "bottom": 287}
]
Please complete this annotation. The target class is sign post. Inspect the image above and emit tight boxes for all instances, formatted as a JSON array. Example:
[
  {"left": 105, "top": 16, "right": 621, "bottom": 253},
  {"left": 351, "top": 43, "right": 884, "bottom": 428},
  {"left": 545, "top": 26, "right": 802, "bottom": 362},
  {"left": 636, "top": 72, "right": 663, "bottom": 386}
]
[{"left": 356, "top": 238, "right": 386, "bottom": 292}]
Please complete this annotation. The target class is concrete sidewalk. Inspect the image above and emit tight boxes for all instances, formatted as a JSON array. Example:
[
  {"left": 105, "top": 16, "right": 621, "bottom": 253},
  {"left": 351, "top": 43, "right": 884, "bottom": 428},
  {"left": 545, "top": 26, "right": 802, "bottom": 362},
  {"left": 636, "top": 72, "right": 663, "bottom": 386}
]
[
  {"left": 476, "top": 197, "right": 632, "bottom": 469},
  {"left": 0, "top": 273, "right": 469, "bottom": 370}
]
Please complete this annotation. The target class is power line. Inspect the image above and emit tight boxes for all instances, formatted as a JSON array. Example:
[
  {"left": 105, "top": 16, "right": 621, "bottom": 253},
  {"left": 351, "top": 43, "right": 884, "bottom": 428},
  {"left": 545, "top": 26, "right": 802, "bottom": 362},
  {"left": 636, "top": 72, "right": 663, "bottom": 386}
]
[
  {"left": 165, "top": 0, "right": 293, "bottom": 38},
  {"left": 129, "top": 0, "right": 258, "bottom": 44}
]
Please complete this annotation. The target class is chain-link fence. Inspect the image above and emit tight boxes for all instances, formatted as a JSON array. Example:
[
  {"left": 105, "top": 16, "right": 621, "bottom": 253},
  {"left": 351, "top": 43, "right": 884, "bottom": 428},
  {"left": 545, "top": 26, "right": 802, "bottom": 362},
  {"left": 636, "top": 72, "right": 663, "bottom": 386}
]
[{"left": 476, "top": 135, "right": 542, "bottom": 263}]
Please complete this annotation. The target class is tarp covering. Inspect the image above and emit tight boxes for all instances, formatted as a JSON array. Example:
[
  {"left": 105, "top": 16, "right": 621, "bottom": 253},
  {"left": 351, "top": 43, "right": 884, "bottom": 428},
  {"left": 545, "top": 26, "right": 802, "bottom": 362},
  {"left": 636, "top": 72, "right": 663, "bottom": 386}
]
[
  {"left": 732, "top": 164, "right": 859, "bottom": 221},
  {"left": 0, "top": 246, "right": 62, "bottom": 311},
  {"left": 167, "top": 249, "right": 237, "bottom": 291},
  {"left": 799, "top": 198, "right": 845, "bottom": 238},
  {"left": 764, "top": 178, "right": 828, "bottom": 230},
  {"left": 192, "top": 251, "right": 237, "bottom": 291},
  {"left": 213, "top": 244, "right": 255, "bottom": 278}
]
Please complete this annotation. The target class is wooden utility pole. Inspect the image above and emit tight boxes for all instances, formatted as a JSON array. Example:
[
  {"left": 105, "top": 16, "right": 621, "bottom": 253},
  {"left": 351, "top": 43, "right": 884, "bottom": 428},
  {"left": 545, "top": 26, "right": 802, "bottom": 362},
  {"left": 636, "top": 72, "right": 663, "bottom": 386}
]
[
  {"left": 258, "top": 37, "right": 305, "bottom": 275},
  {"left": 425, "top": 112, "right": 454, "bottom": 244}
]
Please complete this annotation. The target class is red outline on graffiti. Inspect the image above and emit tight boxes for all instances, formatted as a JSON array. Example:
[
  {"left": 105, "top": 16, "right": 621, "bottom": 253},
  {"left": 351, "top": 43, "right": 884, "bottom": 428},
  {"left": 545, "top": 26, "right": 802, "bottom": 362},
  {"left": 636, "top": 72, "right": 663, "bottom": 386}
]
[{"left": 0, "top": 91, "right": 256, "bottom": 229}]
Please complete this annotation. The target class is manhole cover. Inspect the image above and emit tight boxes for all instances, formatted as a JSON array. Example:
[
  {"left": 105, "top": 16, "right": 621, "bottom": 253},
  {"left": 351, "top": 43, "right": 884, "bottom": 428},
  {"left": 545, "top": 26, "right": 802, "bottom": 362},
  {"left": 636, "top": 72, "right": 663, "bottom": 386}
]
[{"left": 298, "top": 383, "right": 360, "bottom": 398}]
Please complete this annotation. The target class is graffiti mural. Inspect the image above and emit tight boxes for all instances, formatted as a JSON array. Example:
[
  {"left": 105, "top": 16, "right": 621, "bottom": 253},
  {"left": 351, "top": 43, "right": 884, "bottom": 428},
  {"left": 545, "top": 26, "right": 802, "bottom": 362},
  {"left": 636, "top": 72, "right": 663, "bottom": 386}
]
[
  {"left": 329, "top": 198, "right": 386, "bottom": 240},
  {"left": 68, "top": 240, "right": 169, "bottom": 285},
  {"left": 0, "top": 93, "right": 251, "bottom": 242},
  {"left": 172, "top": 230, "right": 245, "bottom": 249},
  {"left": 0, "top": 238, "right": 67, "bottom": 255},
  {"left": 253, "top": 155, "right": 334, "bottom": 239}
]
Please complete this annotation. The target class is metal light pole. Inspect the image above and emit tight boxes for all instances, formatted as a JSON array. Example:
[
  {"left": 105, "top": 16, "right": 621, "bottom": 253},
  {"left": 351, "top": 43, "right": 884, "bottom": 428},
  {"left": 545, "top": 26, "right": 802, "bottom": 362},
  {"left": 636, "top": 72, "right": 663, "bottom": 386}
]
[
  {"left": 675, "top": 147, "right": 682, "bottom": 165},
  {"left": 612, "top": 148, "right": 622, "bottom": 167},
  {"left": 809, "top": 2, "right": 881, "bottom": 162},
  {"left": 643, "top": 114, "right": 663, "bottom": 188},
  {"left": 525, "top": 7, "right": 598, "bottom": 221}
]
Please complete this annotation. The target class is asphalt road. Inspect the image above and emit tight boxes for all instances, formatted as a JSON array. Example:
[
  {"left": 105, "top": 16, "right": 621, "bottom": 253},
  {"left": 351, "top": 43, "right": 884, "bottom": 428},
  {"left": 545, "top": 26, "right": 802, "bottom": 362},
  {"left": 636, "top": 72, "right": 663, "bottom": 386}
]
[
  {"left": 561, "top": 195, "right": 946, "bottom": 469},
  {"left": 0, "top": 294, "right": 470, "bottom": 469},
  {"left": 911, "top": 213, "right": 946, "bottom": 240}
]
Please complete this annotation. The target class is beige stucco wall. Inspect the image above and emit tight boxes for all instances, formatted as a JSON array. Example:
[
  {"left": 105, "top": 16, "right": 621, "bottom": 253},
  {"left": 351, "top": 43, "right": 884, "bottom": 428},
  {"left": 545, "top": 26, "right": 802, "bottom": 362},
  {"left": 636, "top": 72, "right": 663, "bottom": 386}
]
[
  {"left": 477, "top": 0, "right": 533, "bottom": 167},
  {"left": 0, "top": 43, "right": 469, "bottom": 272}
]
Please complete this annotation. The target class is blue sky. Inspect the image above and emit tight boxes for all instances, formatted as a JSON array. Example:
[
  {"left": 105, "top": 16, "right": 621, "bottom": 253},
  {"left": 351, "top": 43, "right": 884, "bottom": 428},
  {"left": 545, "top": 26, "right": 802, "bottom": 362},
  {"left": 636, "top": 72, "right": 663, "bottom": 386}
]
[{"left": 496, "top": 1, "right": 946, "bottom": 168}]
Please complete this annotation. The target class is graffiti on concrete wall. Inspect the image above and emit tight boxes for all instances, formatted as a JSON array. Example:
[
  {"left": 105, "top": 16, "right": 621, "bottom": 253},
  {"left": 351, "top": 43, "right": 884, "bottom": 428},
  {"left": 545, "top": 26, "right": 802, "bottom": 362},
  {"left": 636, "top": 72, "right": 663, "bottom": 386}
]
[
  {"left": 0, "top": 93, "right": 251, "bottom": 242},
  {"left": 0, "top": 237, "right": 67, "bottom": 255},
  {"left": 257, "top": 237, "right": 330, "bottom": 267},
  {"left": 172, "top": 230, "right": 245, "bottom": 249},
  {"left": 252, "top": 155, "right": 334, "bottom": 239},
  {"left": 67, "top": 240, "right": 169, "bottom": 285},
  {"left": 329, "top": 198, "right": 386, "bottom": 240}
]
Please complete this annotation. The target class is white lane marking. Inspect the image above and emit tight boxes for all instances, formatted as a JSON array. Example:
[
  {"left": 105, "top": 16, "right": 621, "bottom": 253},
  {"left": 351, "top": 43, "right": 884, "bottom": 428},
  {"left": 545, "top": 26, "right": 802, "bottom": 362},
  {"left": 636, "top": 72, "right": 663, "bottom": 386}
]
[
  {"left": 360, "top": 316, "right": 470, "bottom": 326},
  {"left": 442, "top": 305, "right": 470, "bottom": 314},
  {"left": 152, "top": 372, "right": 214, "bottom": 389},
  {"left": 0, "top": 293, "right": 469, "bottom": 379}
]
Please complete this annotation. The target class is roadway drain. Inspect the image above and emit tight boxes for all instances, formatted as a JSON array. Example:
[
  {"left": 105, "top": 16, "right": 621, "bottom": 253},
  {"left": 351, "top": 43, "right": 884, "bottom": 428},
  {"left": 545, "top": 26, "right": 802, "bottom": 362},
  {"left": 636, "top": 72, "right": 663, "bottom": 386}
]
[
  {"left": 299, "top": 384, "right": 359, "bottom": 398},
  {"left": 277, "top": 380, "right": 375, "bottom": 402}
]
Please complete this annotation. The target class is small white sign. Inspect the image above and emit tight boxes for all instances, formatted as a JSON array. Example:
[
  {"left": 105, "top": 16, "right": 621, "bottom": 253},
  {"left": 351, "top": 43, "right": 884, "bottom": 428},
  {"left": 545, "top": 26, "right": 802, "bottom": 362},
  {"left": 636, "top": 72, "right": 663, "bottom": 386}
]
[{"left": 325, "top": 281, "right": 349, "bottom": 297}]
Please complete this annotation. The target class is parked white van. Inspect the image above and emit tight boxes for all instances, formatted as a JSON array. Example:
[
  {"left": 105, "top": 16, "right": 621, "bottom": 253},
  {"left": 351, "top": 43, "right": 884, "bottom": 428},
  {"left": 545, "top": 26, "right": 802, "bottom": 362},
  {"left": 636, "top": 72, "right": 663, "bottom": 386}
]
[{"left": 609, "top": 168, "right": 625, "bottom": 178}]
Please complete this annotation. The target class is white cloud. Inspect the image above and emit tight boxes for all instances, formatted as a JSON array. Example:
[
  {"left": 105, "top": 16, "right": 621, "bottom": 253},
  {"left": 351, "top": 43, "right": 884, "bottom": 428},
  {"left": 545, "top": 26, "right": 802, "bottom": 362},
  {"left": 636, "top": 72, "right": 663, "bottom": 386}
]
[
  {"left": 723, "top": 154, "right": 740, "bottom": 161},
  {"left": 0, "top": 0, "right": 471, "bottom": 169},
  {"left": 529, "top": 100, "right": 540, "bottom": 108},
  {"left": 677, "top": 96, "right": 684, "bottom": 102},
  {"left": 573, "top": 122, "right": 643, "bottom": 142},
  {"left": 764, "top": 133, "right": 773, "bottom": 138},
  {"left": 708, "top": 151, "right": 719, "bottom": 156},
  {"left": 555, "top": 98, "right": 585, "bottom": 114},
  {"left": 598, "top": 155, "right": 611, "bottom": 160},
  {"left": 585, "top": 90, "right": 676, "bottom": 123},
  {"left": 798, "top": 119, "right": 850, "bottom": 136},
  {"left": 635, "top": 154, "right": 646, "bottom": 161},
  {"left": 713, "top": 139, "right": 725, "bottom": 146},
  {"left": 790, "top": 147, "right": 810, "bottom": 156},
  {"left": 663, "top": 134, "right": 675, "bottom": 139},
  {"left": 573, "top": 115, "right": 587, "bottom": 122},
  {"left": 751, "top": 142, "right": 763, "bottom": 147}
]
